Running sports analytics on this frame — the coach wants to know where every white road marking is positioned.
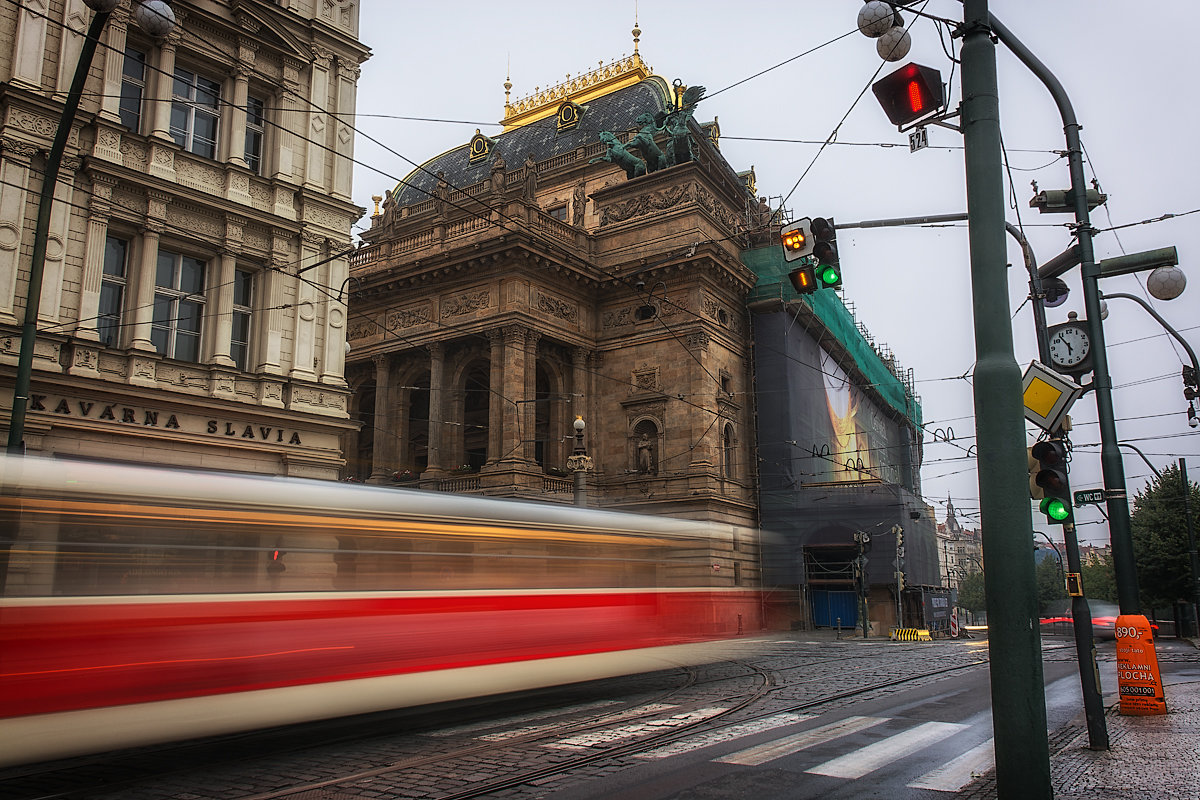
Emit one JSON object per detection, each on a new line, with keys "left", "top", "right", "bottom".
{"left": 714, "top": 715, "right": 888, "bottom": 766}
{"left": 547, "top": 707, "right": 727, "bottom": 750}
{"left": 907, "top": 738, "right": 995, "bottom": 791}
{"left": 634, "top": 713, "right": 815, "bottom": 759}
{"left": 427, "top": 699, "right": 622, "bottom": 737}
{"left": 806, "top": 720, "right": 968, "bottom": 779}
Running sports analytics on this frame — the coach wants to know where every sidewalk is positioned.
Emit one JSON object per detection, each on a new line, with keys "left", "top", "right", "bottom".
{"left": 1047, "top": 687, "right": 1200, "bottom": 800}
{"left": 800, "top": 627, "right": 1200, "bottom": 797}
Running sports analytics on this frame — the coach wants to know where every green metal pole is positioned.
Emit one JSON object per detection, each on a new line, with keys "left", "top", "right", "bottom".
{"left": 960, "top": 2, "right": 1051, "bottom": 796}
{"left": 987, "top": 13, "right": 1141, "bottom": 615}
{"left": 7, "top": 10, "right": 111, "bottom": 452}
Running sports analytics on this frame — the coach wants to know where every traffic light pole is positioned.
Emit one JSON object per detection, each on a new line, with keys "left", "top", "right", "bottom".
{"left": 986, "top": 10, "right": 1141, "bottom": 617}
{"left": 959, "top": 3, "right": 1051, "bottom": 795}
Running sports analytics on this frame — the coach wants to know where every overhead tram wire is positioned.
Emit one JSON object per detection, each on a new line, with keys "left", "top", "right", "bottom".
{"left": 24, "top": 3, "right": 938, "bottom": 479}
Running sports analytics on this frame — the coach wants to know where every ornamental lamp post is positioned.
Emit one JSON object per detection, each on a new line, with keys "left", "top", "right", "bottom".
{"left": 566, "top": 416, "right": 593, "bottom": 507}
{"left": 6, "top": 0, "right": 176, "bottom": 453}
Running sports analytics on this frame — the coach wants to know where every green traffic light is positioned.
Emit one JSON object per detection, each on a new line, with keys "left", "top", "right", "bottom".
{"left": 818, "top": 265, "right": 841, "bottom": 286}
{"left": 1040, "top": 496, "right": 1071, "bottom": 521}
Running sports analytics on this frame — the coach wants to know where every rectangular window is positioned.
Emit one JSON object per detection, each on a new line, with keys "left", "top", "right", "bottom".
{"left": 170, "top": 67, "right": 221, "bottom": 159}
{"left": 231, "top": 268, "right": 254, "bottom": 371}
{"left": 151, "top": 250, "right": 206, "bottom": 362}
{"left": 549, "top": 205, "right": 567, "bottom": 222}
{"left": 98, "top": 236, "right": 128, "bottom": 347}
{"left": 244, "top": 96, "right": 265, "bottom": 174}
{"left": 119, "top": 47, "right": 146, "bottom": 131}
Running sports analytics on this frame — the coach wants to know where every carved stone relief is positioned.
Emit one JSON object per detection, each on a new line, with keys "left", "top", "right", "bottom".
{"left": 441, "top": 290, "right": 489, "bottom": 318}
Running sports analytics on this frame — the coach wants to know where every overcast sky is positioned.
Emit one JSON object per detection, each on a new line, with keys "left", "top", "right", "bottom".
{"left": 349, "top": 2, "right": 1200, "bottom": 546}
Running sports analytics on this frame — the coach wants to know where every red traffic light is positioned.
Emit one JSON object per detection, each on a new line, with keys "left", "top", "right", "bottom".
{"left": 872, "top": 62, "right": 945, "bottom": 129}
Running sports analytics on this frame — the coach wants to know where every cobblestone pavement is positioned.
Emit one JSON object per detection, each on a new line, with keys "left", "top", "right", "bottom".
{"left": 3, "top": 633, "right": 1196, "bottom": 799}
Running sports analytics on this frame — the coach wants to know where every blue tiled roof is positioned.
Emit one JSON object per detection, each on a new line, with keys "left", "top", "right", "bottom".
{"left": 392, "top": 77, "right": 673, "bottom": 206}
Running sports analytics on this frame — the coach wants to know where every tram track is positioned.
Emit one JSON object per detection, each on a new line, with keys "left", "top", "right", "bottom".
{"left": 4, "top": 640, "right": 1046, "bottom": 800}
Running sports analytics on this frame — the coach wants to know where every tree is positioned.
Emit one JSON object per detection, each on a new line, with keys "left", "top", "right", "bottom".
{"left": 1130, "top": 463, "right": 1200, "bottom": 611}
{"left": 958, "top": 570, "right": 987, "bottom": 615}
{"left": 1035, "top": 551, "right": 1066, "bottom": 614}
{"left": 1080, "top": 549, "right": 1117, "bottom": 602}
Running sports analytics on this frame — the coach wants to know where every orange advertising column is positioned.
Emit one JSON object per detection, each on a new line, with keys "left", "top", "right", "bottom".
{"left": 1115, "top": 614, "right": 1166, "bottom": 715}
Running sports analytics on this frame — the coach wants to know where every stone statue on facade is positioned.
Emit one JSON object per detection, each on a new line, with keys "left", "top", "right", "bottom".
{"left": 432, "top": 171, "right": 449, "bottom": 217}
{"left": 637, "top": 433, "right": 655, "bottom": 474}
{"left": 490, "top": 151, "right": 507, "bottom": 195}
{"left": 572, "top": 182, "right": 587, "bottom": 226}
{"left": 590, "top": 131, "right": 646, "bottom": 179}
{"left": 523, "top": 154, "right": 538, "bottom": 201}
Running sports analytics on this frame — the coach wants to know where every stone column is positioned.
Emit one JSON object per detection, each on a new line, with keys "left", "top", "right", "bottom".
{"left": 486, "top": 328, "right": 504, "bottom": 465}
{"left": 426, "top": 342, "right": 446, "bottom": 474}
{"left": 208, "top": 249, "right": 236, "bottom": 366}
{"left": 320, "top": 240, "right": 349, "bottom": 386}
{"left": 11, "top": 0, "right": 50, "bottom": 89}
{"left": 687, "top": 331, "right": 715, "bottom": 469}
{"left": 304, "top": 46, "right": 333, "bottom": 191}
{"left": 129, "top": 225, "right": 161, "bottom": 351}
{"left": 76, "top": 174, "right": 117, "bottom": 341}
{"left": 523, "top": 330, "right": 541, "bottom": 463}
{"left": 333, "top": 58, "right": 359, "bottom": 200}
{"left": 149, "top": 36, "right": 178, "bottom": 141}
{"left": 289, "top": 231, "right": 322, "bottom": 381}
{"left": 500, "top": 326, "right": 526, "bottom": 464}
{"left": 367, "top": 354, "right": 391, "bottom": 483}
{"left": 225, "top": 64, "right": 250, "bottom": 168}
{"left": 96, "top": 4, "right": 129, "bottom": 124}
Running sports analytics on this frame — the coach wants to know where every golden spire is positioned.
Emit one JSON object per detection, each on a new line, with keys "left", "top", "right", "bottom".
{"left": 632, "top": 3, "right": 641, "bottom": 54}
{"left": 504, "top": 55, "right": 512, "bottom": 108}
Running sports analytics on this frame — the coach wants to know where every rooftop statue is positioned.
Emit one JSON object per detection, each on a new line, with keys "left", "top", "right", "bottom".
{"left": 662, "top": 83, "right": 706, "bottom": 167}
{"left": 590, "top": 131, "right": 647, "bottom": 179}
{"left": 629, "top": 113, "right": 667, "bottom": 173}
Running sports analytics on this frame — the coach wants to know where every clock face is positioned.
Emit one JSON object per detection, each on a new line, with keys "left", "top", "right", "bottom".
{"left": 1048, "top": 324, "right": 1091, "bottom": 368}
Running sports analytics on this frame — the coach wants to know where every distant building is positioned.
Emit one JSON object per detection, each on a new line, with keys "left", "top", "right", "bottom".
{"left": 0, "top": 1, "right": 368, "bottom": 477}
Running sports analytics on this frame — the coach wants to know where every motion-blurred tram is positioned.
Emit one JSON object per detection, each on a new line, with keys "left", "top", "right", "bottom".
{"left": 0, "top": 455, "right": 762, "bottom": 766}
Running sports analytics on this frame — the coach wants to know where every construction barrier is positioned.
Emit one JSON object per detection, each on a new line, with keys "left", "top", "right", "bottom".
{"left": 891, "top": 628, "right": 933, "bottom": 642}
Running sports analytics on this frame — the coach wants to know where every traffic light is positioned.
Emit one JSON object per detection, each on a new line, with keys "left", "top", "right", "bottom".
{"left": 268, "top": 548, "right": 286, "bottom": 574}
{"left": 1027, "top": 447, "right": 1044, "bottom": 500}
{"left": 780, "top": 217, "right": 813, "bottom": 262}
{"left": 1031, "top": 439, "right": 1073, "bottom": 523}
{"left": 871, "top": 62, "right": 946, "bottom": 129}
{"left": 810, "top": 217, "right": 841, "bottom": 289}
{"left": 788, "top": 264, "right": 818, "bottom": 295}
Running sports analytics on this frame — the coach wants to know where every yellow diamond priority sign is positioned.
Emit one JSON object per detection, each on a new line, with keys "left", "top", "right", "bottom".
{"left": 1022, "top": 361, "right": 1081, "bottom": 432}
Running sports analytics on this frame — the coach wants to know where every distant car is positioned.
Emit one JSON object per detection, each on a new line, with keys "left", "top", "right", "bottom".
{"left": 1039, "top": 600, "right": 1156, "bottom": 640}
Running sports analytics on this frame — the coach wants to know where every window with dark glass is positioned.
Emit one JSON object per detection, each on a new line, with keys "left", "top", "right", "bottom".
{"left": 170, "top": 67, "right": 221, "bottom": 159}
{"left": 231, "top": 268, "right": 254, "bottom": 370}
{"left": 151, "top": 250, "right": 206, "bottom": 362}
{"left": 548, "top": 205, "right": 567, "bottom": 222}
{"left": 119, "top": 47, "right": 147, "bottom": 131}
{"left": 99, "top": 236, "right": 128, "bottom": 347}
{"left": 244, "top": 96, "right": 265, "bottom": 173}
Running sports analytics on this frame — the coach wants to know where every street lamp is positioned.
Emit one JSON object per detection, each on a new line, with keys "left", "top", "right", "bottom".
{"left": 566, "top": 416, "right": 593, "bottom": 507}
{"left": 6, "top": 1, "right": 176, "bottom": 453}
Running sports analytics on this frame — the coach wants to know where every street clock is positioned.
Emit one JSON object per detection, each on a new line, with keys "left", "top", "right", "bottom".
{"left": 1046, "top": 318, "right": 1093, "bottom": 376}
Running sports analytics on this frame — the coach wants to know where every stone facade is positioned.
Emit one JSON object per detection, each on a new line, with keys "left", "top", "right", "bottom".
{"left": 0, "top": 1, "right": 368, "bottom": 476}
{"left": 348, "top": 59, "right": 760, "bottom": 526}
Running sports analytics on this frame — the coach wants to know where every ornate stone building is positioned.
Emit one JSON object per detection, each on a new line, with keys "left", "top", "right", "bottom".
{"left": 348, "top": 40, "right": 760, "bottom": 525}
{"left": 0, "top": 1, "right": 368, "bottom": 477}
